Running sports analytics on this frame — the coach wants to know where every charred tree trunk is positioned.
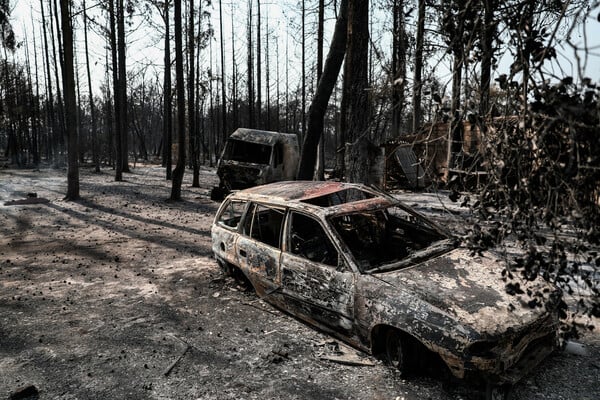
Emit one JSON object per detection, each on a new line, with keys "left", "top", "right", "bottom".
{"left": 391, "top": 0, "right": 407, "bottom": 138}
{"left": 275, "top": 29, "right": 280, "bottom": 132}
{"left": 265, "top": 8, "right": 270, "bottom": 130}
{"left": 31, "top": 20, "right": 42, "bottom": 165}
{"left": 300, "top": 0, "right": 306, "bottom": 140}
{"left": 477, "top": 0, "right": 495, "bottom": 155}
{"left": 479, "top": 0, "right": 493, "bottom": 119}
{"left": 59, "top": 0, "right": 79, "bottom": 200}
{"left": 104, "top": 48, "right": 113, "bottom": 167}
{"left": 230, "top": 2, "right": 238, "bottom": 130}
{"left": 447, "top": 51, "right": 463, "bottom": 173}
{"left": 297, "top": 0, "right": 348, "bottom": 180}
{"left": 196, "top": 0, "right": 204, "bottom": 164}
{"left": 246, "top": 0, "right": 254, "bottom": 128}
{"left": 315, "top": 0, "right": 325, "bottom": 180}
{"left": 109, "top": 0, "right": 122, "bottom": 181}
{"left": 75, "top": 54, "right": 84, "bottom": 165}
{"left": 189, "top": 0, "right": 199, "bottom": 187}
{"left": 83, "top": 0, "right": 99, "bottom": 172}
{"left": 163, "top": 0, "right": 172, "bottom": 179}
{"left": 49, "top": 0, "right": 66, "bottom": 159}
{"left": 219, "top": 0, "right": 227, "bottom": 146}
{"left": 117, "top": 0, "right": 129, "bottom": 172}
{"left": 343, "top": 0, "right": 370, "bottom": 184}
{"left": 170, "top": 0, "right": 186, "bottom": 200}
{"left": 285, "top": 31, "right": 289, "bottom": 132}
{"left": 411, "top": 0, "right": 425, "bottom": 133}
{"left": 256, "top": 0, "right": 261, "bottom": 128}
{"left": 40, "top": 0, "right": 56, "bottom": 162}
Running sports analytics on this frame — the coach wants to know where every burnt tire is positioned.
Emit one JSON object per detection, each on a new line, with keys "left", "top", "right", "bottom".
{"left": 385, "top": 329, "right": 409, "bottom": 374}
{"left": 218, "top": 261, "right": 253, "bottom": 292}
{"left": 485, "top": 383, "right": 512, "bottom": 400}
{"left": 210, "top": 186, "right": 226, "bottom": 202}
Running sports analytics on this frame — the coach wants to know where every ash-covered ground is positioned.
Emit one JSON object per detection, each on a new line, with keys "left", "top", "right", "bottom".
{"left": 1, "top": 165, "right": 598, "bottom": 399}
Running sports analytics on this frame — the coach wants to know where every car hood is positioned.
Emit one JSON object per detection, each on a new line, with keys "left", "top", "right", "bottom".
{"left": 378, "top": 248, "right": 557, "bottom": 336}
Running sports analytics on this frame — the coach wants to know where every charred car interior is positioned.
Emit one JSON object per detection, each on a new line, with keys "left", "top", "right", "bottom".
{"left": 223, "top": 138, "right": 274, "bottom": 166}
{"left": 330, "top": 206, "right": 450, "bottom": 272}
{"left": 210, "top": 181, "right": 561, "bottom": 399}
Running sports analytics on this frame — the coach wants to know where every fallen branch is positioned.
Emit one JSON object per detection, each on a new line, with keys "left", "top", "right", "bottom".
{"left": 241, "top": 300, "right": 282, "bottom": 317}
{"left": 163, "top": 344, "right": 189, "bottom": 376}
{"left": 319, "top": 354, "right": 376, "bottom": 367}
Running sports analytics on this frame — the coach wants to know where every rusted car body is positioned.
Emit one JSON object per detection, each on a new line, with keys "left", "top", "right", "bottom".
{"left": 210, "top": 181, "right": 560, "bottom": 390}
{"left": 211, "top": 128, "right": 300, "bottom": 200}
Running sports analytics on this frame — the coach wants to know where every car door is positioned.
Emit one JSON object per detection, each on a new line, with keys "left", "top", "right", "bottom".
{"left": 235, "top": 202, "right": 284, "bottom": 297}
{"left": 279, "top": 211, "right": 355, "bottom": 333}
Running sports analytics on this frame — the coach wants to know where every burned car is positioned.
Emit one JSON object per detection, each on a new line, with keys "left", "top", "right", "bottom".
{"left": 210, "top": 128, "right": 300, "bottom": 201}
{"left": 211, "top": 181, "right": 560, "bottom": 395}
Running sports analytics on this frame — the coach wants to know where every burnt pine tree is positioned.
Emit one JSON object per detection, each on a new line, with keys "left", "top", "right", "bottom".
{"left": 256, "top": 0, "right": 261, "bottom": 127}
{"left": 40, "top": 0, "right": 57, "bottom": 161}
{"left": 59, "top": 0, "right": 79, "bottom": 200}
{"left": 246, "top": 0, "right": 254, "bottom": 128}
{"left": 117, "top": 0, "right": 129, "bottom": 173}
{"left": 83, "top": 0, "right": 99, "bottom": 172}
{"left": 315, "top": 0, "right": 325, "bottom": 180}
{"left": 343, "top": 0, "right": 370, "bottom": 184}
{"left": 169, "top": 0, "right": 185, "bottom": 201}
{"left": 219, "top": 0, "right": 227, "bottom": 142}
{"left": 50, "top": 0, "right": 66, "bottom": 157}
{"left": 297, "top": 0, "right": 349, "bottom": 180}
{"left": 189, "top": 0, "right": 199, "bottom": 187}
{"left": 159, "top": 0, "right": 173, "bottom": 180}
{"left": 411, "top": 0, "right": 425, "bottom": 133}
{"left": 109, "top": 0, "right": 122, "bottom": 181}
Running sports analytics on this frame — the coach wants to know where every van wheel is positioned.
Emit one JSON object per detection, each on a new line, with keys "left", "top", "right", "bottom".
{"left": 210, "top": 186, "right": 226, "bottom": 201}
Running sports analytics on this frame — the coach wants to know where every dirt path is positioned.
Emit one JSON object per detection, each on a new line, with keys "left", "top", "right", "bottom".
{"left": 1, "top": 165, "right": 598, "bottom": 399}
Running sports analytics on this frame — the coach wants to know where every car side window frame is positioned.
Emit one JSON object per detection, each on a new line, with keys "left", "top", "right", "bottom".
{"left": 284, "top": 211, "right": 343, "bottom": 269}
{"left": 216, "top": 199, "right": 249, "bottom": 231}
{"left": 242, "top": 202, "right": 285, "bottom": 249}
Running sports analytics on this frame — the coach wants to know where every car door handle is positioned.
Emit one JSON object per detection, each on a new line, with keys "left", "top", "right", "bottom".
{"left": 239, "top": 249, "right": 247, "bottom": 258}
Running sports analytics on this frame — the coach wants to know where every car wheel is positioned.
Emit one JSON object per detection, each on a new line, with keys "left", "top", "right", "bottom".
{"left": 233, "top": 270, "right": 252, "bottom": 291}
{"left": 385, "top": 329, "right": 409, "bottom": 373}
{"left": 485, "top": 383, "right": 512, "bottom": 400}
{"left": 218, "top": 261, "right": 253, "bottom": 292}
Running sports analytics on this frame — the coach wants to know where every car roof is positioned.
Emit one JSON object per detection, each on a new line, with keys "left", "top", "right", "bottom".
{"left": 228, "top": 181, "right": 397, "bottom": 215}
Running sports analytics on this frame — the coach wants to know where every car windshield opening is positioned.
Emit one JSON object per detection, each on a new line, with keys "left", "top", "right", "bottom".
{"left": 330, "top": 206, "right": 450, "bottom": 273}
{"left": 224, "top": 139, "right": 273, "bottom": 165}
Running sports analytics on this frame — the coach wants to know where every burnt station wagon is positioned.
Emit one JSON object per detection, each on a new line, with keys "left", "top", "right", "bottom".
{"left": 211, "top": 181, "right": 560, "bottom": 396}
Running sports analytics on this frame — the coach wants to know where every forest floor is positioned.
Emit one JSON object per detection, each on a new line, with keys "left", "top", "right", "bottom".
{"left": 0, "top": 163, "right": 598, "bottom": 400}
